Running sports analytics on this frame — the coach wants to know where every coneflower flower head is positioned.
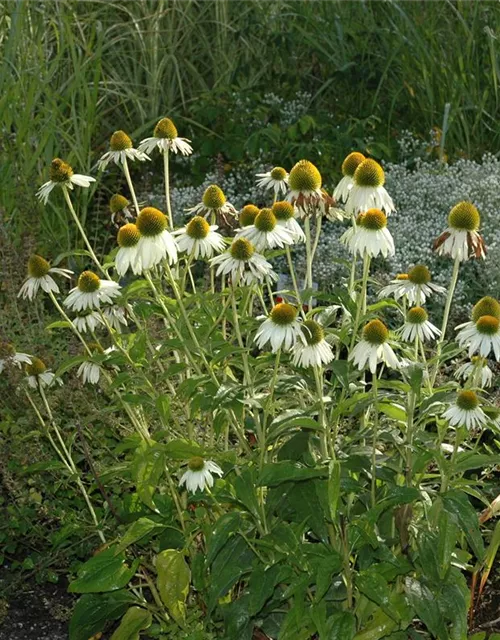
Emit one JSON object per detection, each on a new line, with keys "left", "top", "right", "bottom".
{"left": 239, "top": 204, "right": 260, "bottom": 227}
{"left": 434, "top": 201, "right": 486, "bottom": 261}
{"left": 333, "top": 152, "right": 366, "bottom": 203}
{"left": 346, "top": 158, "right": 395, "bottom": 215}
{"left": 37, "top": 158, "right": 95, "bottom": 204}
{"left": 472, "top": 296, "right": 500, "bottom": 322}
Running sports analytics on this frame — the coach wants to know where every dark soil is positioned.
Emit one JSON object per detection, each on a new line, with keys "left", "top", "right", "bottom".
{"left": 0, "top": 580, "right": 74, "bottom": 640}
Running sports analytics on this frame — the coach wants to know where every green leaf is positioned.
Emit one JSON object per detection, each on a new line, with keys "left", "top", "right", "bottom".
{"left": 442, "top": 490, "right": 485, "bottom": 561}
{"left": 110, "top": 606, "right": 152, "bottom": 640}
{"left": 208, "top": 536, "right": 254, "bottom": 612}
{"left": 248, "top": 564, "right": 282, "bottom": 616}
{"left": 164, "top": 439, "right": 204, "bottom": 460}
{"left": 69, "top": 591, "right": 135, "bottom": 640}
{"left": 155, "top": 394, "right": 171, "bottom": 424}
{"left": 258, "top": 461, "right": 328, "bottom": 487}
{"left": 115, "top": 518, "right": 166, "bottom": 554}
{"left": 326, "top": 610, "right": 356, "bottom": 640}
{"left": 130, "top": 442, "right": 165, "bottom": 510}
{"left": 356, "top": 571, "right": 400, "bottom": 621}
{"left": 328, "top": 460, "right": 341, "bottom": 523}
{"left": 378, "top": 402, "right": 406, "bottom": 422}
{"left": 406, "top": 578, "right": 449, "bottom": 640}
{"left": 437, "top": 509, "right": 459, "bottom": 580}
{"left": 45, "top": 320, "right": 71, "bottom": 330}
{"left": 454, "top": 453, "right": 500, "bottom": 473}
{"left": 156, "top": 549, "right": 190, "bottom": 625}
{"left": 439, "top": 584, "right": 467, "bottom": 640}
{"left": 69, "top": 548, "right": 139, "bottom": 593}
{"left": 233, "top": 468, "right": 261, "bottom": 521}
{"left": 206, "top": 512, "right": 242, "bottom": 565}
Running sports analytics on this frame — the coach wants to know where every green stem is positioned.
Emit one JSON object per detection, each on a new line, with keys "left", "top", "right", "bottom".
{"left": 163, "top": 149, "right": 174, "bottom": 229}
{"left": 350, "top": 253, "right": 371, "bottom": 349}
{"left": 122, "top": 156, "right": 140, "bottom": 216}
{"left": 62, "top": 187, "right": 105, "bottom": 276}
{"left": 314, "top": 366, "right": 329, "bottom": 459}
{"left": 37, "top": 386, "right": 106, "bottom": 543}
{"left": 303, "top": 216, "right": 314, "bottom": 308}
{"left": 285, "top": 245, "right": 305, "bottom": 317}
{"left": 371, "top": 370, "right": 379, "bottom": 507}
{"left": 432, "top": 254, "right": 461, "bottom": 385}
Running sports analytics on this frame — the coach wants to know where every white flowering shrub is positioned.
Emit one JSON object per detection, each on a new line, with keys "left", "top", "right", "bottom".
{"left": 5, "top": 120, "right": 500, "bottom": 639}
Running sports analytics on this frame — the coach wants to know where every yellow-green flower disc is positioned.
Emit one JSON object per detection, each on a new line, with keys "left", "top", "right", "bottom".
{"left": 87, "top": 342, "right": 104, "bottom": 355}
{"left": 78, "top": 271, "right": 101, "bottom": 293}
{"left": 354, "top": 158, "right": 385, "bottom": 188}
{"left": 117, "top": 223, "right": 140, "bottom": 248}
{"left": 448, "top": 201, "right": 480, "bottom": 232}
{"left": 28, "top": 255, "right": 50, "bottom": 278}
{"left": 472, "top": 296, "right": 500, "bottom": 322}
{"left": 272, "top": 201, "right": 294, "bottom": 221}
{"left": 239, "top": 204, "right": 260, "bottom": 227}
{"left": 110, "top": 130, "right": 133, "bottom": 151}
{"left": 396, "top": 273, "right": 409, "bottom": 281}
{"left": 26, "top": 356, "right": 47, "bottom": 376}
{"left": 270, "top": 166, "right": 287, "bottom": 181}
{"left": 407, "top": 306, "right": 428, "bottom": 324}
{"left": 456, "top": 390, "right": 479, "bottom": 410}
{"left": 110, "top": 194, "right": 130, "bottom": 213}
{"left": 358, "top": 208, "right": 387, "bottom": 230}
{"left": 202, "top": 185, "right": 226, "bottom": 209}
{"left": 49, "top": 158, "right": 73, "bottom": 183}
{"left": 342, "top": 152, "right": 366, "bottom": 177}
{"left": 270, "top": 302, "right": 297, "bottom": 326}
{"left": 408, "top": 264, "right": 431, "bottom": 285}
{"left": 188, "top": 456, "right": 205, "bottom": 471}
{"left": 255, "top": 208, "right": 277, "bottom": 232}
{"left": 186, "top": 216, "right": 210, "bottom": 239}
{"left": 301, "top": 320, "right": 324, "bottom": 345}
{"left": 230, "top": 238, "right": 254, "bottom": 261}
{"left": 154, "top": 117, "right": 178, "bottom": 140}
{"left": 363, "top": 319, "right": 389, "bottom": 345}
{"left": 476, "top": 315, "right": 499, "bottom": 335}
{"left": 288, "top": 160, "right": 322, "bottom": 192}
{"left": 136, "top": 207, "right": 167, "bottom": 237}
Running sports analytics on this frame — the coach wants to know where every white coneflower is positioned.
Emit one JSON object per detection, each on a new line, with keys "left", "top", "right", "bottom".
{"left": 77, "top": 343, "right": 105, "bottom": 385}
{"left": 349, "top": 319, "right": 399, "bottom": 373}
{"left": 238, "top": 204, "right": 260, "bottom": 228}
{"left": 255, "top": 166, "right": 289, "bottom": 197}
{"left": 398, "top": 307, "right": 441, "bottom": 343}
{"left": 378, "top": 265, "right": 446, "bottom": 305}
{"left": 333, "top": 152, "right": 366, "bottom": 203}
{"left": 272, "top": 201, "right": 305, "bottom": 242}
{"left": 341, "top": 209, "right": 395, "bottom": 258}
{"left": 442, "top": 390, "right": 487, "bottom": 430}
{"left": 98, "top": 130, "right": 150, "bottom": 170}
{"left": 186, "top": 185, "right": 237, "bottom": 223}
{"left": 25, "top": 357, "right": 61, "bottom": 389}
{"left": 0, "top": 343, "right": 32, "bottom": 374}
{"left": 287, "top": 159, "right": 333, "bottom": 218}
{"left": 135, "top": 207, "right": 178, "bottom": 270}
{"left": 73, "top": 310, "right": 103, "bottom": 333}
{"left": 138, "top": 117, "right": 193, "bottom": 156}
{"left": 102, "top": 306, "right": 128, "bottom": 332}
{"left": 237, "top": 207, "right": 295, "bottom": 251}
{"left": 210, "top": 237, "right": 277, "bottom": 285}
{"left": 173, "top": 216, "right": 225, "bottom": 259}
{"left": 434, "top": 201, "right": 486, "bottom": 261}
{"left": 64, "top": 271, "right": 121, "bottom": 312}
{"left": 115, "top": 223, "right": 142, "bottom": 276}
{"left": 455, "top": 357, "right": 493, "bottom": 388}
{"left": 77, "top": 361, "right": 101, "bottom": 385}
{"left": 37, "top": 158, "right": 95, "bottom": 205}
{"left": 456, "top": 315, "right": 500, "bottom": 361}
{"left": 109, "top": 194, "right": 134, "bottom": 227}
{"left": 179, "top": 457, "right": 223, "bottom": 494}
{"left": 291, "top": 320, "right": 334, "bottom": 368}
{"left": 345, "top": 158, "right": 395, "bottom": 215}
{"left": 254, "top": 303, "right": 303, "bottom": 353}
{"left": 18, "top": 255, "right": 73, "bottom": 301}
